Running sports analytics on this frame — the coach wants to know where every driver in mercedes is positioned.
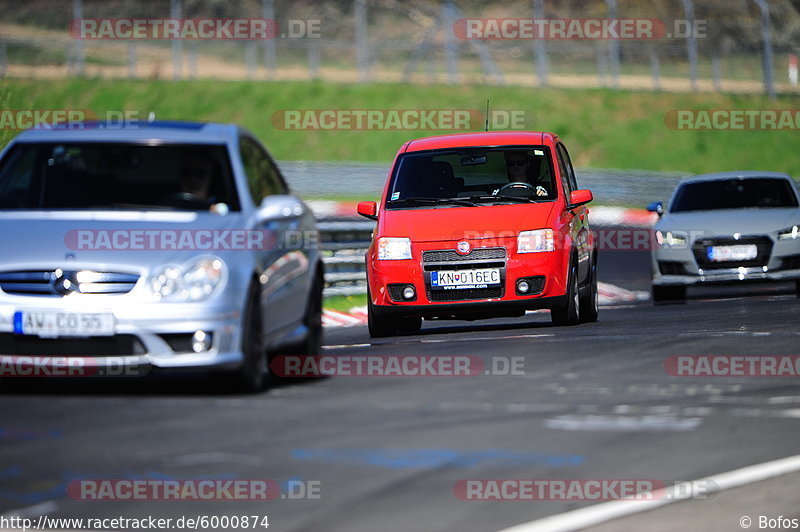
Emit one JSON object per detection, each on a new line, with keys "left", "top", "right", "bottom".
{"left": 178, "top": 151, "right": 228, "bottom": 214}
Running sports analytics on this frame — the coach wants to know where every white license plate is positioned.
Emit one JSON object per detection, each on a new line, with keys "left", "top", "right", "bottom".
{"left": 707, "top": 244, "right": 758, "bottom": 262}
{"left": 13, "top": 311, "right": 115, "bottom": 338}
{"left": 431, "top": 268, "right": 501, "bottom": 289}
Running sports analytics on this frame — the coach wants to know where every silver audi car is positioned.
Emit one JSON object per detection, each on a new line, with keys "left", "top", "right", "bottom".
{"left": 0, "top": 121, "right": 323, "bottom": 391}
{"left": 648, "top": 171, "right": 800, "bottom": 302}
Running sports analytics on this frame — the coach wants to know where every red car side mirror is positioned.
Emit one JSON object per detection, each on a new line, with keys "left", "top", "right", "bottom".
{"left": 357, "top": 201, "right": 378, "bottom": 220}
{"left": 568, "top": 189, "right": 593, "bottom": 209}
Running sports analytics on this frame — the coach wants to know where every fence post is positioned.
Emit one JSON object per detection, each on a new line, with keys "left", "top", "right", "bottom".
{"left": 0, "top": 40, "right": 6, "bottom": 79}
{"left": 752, "top": 0, "right": 776, "bottom": 99}
{"left": 189, "top": 43, "right": 199, "bottom": 79}
{"left": 355, "top": 0, "right": 368, "bottom": 82}
{"left": 308, "top": 42, "right": 320, "bottom": 79}
{"left": 681, "top": 0, "right": 698, "bottom": 92}
{"left": 72, "top": 0, "right": 85, "bottom": 77}
{"left": 606, "top": 0, "right": 620, "bottom": 89}
{"left": 597, "top": 48, "right": 608, "bottom": 86}
{"left": 650, "top": 47, "right": 660, "bottom": 90}
{"left": 246, "top": 42, "right": 256, "bottom": 80}
{"left": 127, "top": 43, "right": 136, "bottom": 79}
{"left": 533, "top": 0, "right": 548, "bottom": 86}
{"left": 170, "top": 0, "right": 183, "bottom": 81}
{"left": 262, "top": 0, "right": 276, "bottom": 75}
{"left": 711, "top": 53, "right": 721, "bottom": 91}
{"left": 443, "top": 0, "right": 458, "bottom": 83}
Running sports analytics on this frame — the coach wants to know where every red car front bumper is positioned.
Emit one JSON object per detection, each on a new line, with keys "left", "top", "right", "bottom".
{"left": 366, "top": 237, "right": 571, "bottom": 319}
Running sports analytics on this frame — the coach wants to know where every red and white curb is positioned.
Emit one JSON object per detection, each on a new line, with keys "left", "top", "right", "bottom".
{"left": 307, "top": 200, "right": 362, "bottom": 219}
{"left": 323, "top": 283, "right": 648, "bottom": 328}
{"left": 308, "top": 201, "right": 657, "bottom": 228}
{"left": 322, "top": 307, "right": 368, "bottom": 328}
{"left": 598, "top": 281, "right": 650, "bottom": 304}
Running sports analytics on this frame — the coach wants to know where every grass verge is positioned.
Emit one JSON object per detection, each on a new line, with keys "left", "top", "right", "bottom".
{"left": 3, "top": 78, "right": 800, "bottom": 174}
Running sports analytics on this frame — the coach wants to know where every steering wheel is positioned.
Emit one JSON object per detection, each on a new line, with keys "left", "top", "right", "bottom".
{"left": 496, "top": 182, "right": 536, "bottom": 197}
{"left": 159, "top": 192, "right": 212, "bottom": 210}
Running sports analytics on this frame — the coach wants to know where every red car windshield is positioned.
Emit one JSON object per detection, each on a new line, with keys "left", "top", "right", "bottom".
{"left": 386, "top": 147, "right": 557, "bottom": 208}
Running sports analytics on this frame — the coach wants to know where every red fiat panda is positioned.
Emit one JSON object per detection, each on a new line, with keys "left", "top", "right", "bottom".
{"left": 357, "top": 131, "right": 597, "bottom": 337}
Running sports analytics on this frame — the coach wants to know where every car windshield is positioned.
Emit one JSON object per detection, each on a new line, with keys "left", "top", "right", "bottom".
{"left": 670, "top": 178, "right": 798, "bottom": 213}
{"left": 0, "top": 142, "right": 240, "bottom": 211}
{"left": 385, "top": 146, "right": 556, "bottom": 209}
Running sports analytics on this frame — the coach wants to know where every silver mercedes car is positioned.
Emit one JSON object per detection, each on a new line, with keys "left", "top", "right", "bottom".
{"left": 0, "top": 121, "right": 323, "bottom": 391}
{"left": 648, "top": 171, "right": 800, "bottom": 302}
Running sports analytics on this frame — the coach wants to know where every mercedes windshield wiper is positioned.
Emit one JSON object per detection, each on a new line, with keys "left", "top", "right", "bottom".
{"left": 388, "top": 197, "right": 480, "bottom": 207}
{"left": 469, "top": 195, "right": 539, "bottom": 204}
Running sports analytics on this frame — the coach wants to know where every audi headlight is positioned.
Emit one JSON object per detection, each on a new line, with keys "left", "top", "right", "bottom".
{"left": 655, "top": 230, "right": 687, "bottom": 247}
{"left": 778, "top": 225, "right": 800, "bottom": 240}
{"left": 378, "top": 237, "right": 412, "bottom": 260}
{"left": 518, "top": 229, "right": 554, "bottom": 253}
{"left": 149, "top": 257, "right": 227, "bottom": 301}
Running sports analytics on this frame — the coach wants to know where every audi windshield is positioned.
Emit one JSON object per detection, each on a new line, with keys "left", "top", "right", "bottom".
{"left": 670, "top": 178, "right": 799, "bottom": 212}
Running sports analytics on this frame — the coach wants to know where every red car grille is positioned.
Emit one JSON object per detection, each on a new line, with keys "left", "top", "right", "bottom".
{"left": 423, "top": 247, "right": 507, "bottom": 302}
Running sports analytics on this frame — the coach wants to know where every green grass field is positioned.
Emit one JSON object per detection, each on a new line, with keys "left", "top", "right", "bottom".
{"left": 324, "top": 294, "right": 368, "bottom": 312}
{"left": 3, "top": 78, "right": 800, "bottom": 175}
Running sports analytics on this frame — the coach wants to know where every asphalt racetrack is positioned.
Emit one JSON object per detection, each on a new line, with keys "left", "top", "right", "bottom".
{"left": 1, "top": 246, "right": 799, "bottom": 532}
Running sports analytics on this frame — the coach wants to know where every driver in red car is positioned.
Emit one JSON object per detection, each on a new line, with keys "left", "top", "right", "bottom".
{"left": 499, "top": 151, "right": 549, "bottom": 197}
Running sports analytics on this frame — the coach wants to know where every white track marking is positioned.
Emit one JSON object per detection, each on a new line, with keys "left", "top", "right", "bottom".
{"left": 0, "top": 500, "right": 58, "bottom": 520}
{"left": 323, "top": 282, "right": 647, "bottom": 328}
{"left": 496, "top": 454, "right": 800, "bottom": 532}
{"left": 544, "top": 413, "right": 702, "bottom": 432}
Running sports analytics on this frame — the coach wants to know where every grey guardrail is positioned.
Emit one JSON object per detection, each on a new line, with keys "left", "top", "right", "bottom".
{"left": 317, "top": 219, "right": 374, "bottom": 297}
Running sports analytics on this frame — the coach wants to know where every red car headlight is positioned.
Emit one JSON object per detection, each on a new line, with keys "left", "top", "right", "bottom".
{"left": 517, "top": 229, "right": 554, "bottom": 253}
{"left": 378, "top": 237, "right": 412, "bottom": 260}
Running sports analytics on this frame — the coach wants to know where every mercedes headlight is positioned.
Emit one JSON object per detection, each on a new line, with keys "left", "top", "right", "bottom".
{"left": 778, "top": 225, "right": 800, "bottom": 240}
{"left": 378, "top": 237, "right": 412, "bottom": 260}
{"left": 518, "top": 229, "right": 555, "bottom": 253}
{"left": 149, "top": 256, "right": 227, "bottom": 301}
